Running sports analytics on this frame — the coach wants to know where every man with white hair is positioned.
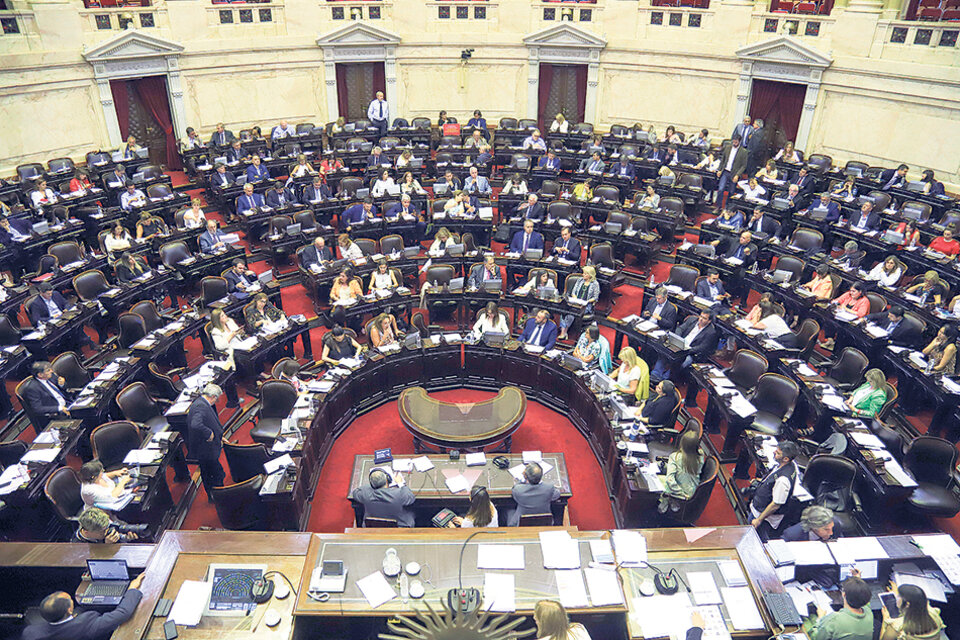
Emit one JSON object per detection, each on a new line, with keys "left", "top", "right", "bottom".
{"left": 188, "top": 384, "right": 227, "bottom": 498}
{"left": 351, "top": 468, "right": 416, "bottom": 527}
{"left": 272, "top": 119, "right": 296, "bottom": 140}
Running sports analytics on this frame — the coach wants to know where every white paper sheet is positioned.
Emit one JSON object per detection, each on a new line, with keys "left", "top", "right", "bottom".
{"left": 356, "top": 571, "right": 397, "bottom": 608}
{"left": 412, "top": 456, "right": 434, "bottom": 472}
{"left": 584, "top": 567, "right": 624, "bottom": 606}
{"left": 687, "top": 571, "right": 723, "bottom": 605}
{"left": 718, "top": 560, "right": 748, "bottom": 587}
{"left": 721, "top": 587, "right": 764, "bottom": 630}
{"left": 477, "top": 544, "right": 525, "bottom": 570}
{"left": 168, "top": 580, "right": 212, "bottom": 626}
{"left": 787, "top": 540, "right": 836, "bottom": 565}
{"left": 612, "top": 530, "right": 647, "bottom": 565}
{"left": 465, "top": 452, "right": 486, "bottom": 466}
{"left": 392, "top": 458, "right": 413, "bottom": 472}
{"left": 522, "top": 450, "right": 542, "bottom": 463}
{"left": 539, "top": 531, "right": 581, "bottom": 569}
{"left": 555, "top": 569, "right": 589, "bottom": 608}
{"left": 913, "top": 534, "right": 960, "bottom": 557}
{"left": 590, "top": 539, "right": 615, "bottom": 564}
{"left": 629, "top": 593, "right": 692, "bottom": 639}
{"left": 21, "top": 448, "right": 61, "bottom": 464}
{"left": 445, "top": 474, "right": 470, "bottom": 494}
{"left": 482, "top": 573, "right": 516, "bottom": 612}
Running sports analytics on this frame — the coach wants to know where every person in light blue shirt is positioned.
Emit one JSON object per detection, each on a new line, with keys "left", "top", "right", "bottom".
{"left": 367, "top": 91, "right": 389, "bottom": 137}
{"left": 119, "top": 181, "right": 145, "bottom": 211}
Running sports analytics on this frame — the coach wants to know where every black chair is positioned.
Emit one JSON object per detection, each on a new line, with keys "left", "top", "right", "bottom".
{"left": 518, "top": 513, "right": 554, "bottom": 526}
{"left": 146, "top": 184, "right": 172, "bottom": 199}
{"left": 589, "top": 243, "right": 617, "bottom": 269}
{"left": 159, "top": 241, "right": 192, "bottom": 268}
{"left": 354, "top": 238, "right": 378, "bottom": 256}
{"left": 211, "top": 475, "right": 269, "bottom": 530}
{"left": 540, "top": 180, "right": 561, "bottom": 199}
{"left": 15, "top": 378, "right": 61, "bottom": 433}
{"left": 821, "top": 347, "right": 868, "bottom": 391}
{"left": 878, "top": 383, "right": 898, "bottom": 421}
{"left": 411, "top": 312, "right": 433, "bottom": 339}
{"left": 867, "top": 190, "right": 891, "bottom": 212}
{"left": 50, "top": 352, "right": 92, "bottom": 393}
{"left": 749, "top": 374, "right": 798, "bottom": 436}
{"left": 47, "top": 241, "right": 84, "bottom": 266}
{"left": 72, "top": 270, "right": 110, "bottom": 302}
{"left": 117, "top": 313, "right": 147, "bottom": 350}
{"left": 411, "top": 117, "right": 431, "bottom": 130}
{"left": 802, "top": 454, "right": 860, "bottom": 535}
{"left": 773, "top": 256, "right": 804, "bottom": 283}
{"left": 129, "top": 300, "right": 169, "bottom": 333}
{"left": 665, "top": 264, "right": 699, "bottom": 293}
{"left": 574, "top": 122, "right": 594, "bottom": 134}
{"left": 47, "top": 157, "right": 75, "bottom": 174}
{"left": 666, "top": 456, "right": 719, "bottom": 526}
{"left": 116, "top": 382, "right": 170, "bottom": 433}
{"left": 224, "top": 443, "right": 272, "bottom": 483}
{"left": 251, "top": 380, "right": 298, "bottom": 445}
{"left": 380, "top": 234, "right": 404, "bottom": 256}
{"left": 499, "top": 117, "right": 518, "bottom": 130}
{"left": 365, "top": 517, "right": 399, "bottom": 528}
{"left": 903, "top": 437, "right": 960, "bottom": 519}
{"left": 44, "top": 467, "right": 84, "bottom": 523}
{"left": 147, "top": 362, "right": 185, "bottom": 401}
{"left": 200, "top": 277, "right": 229, "bottom": 308}
{"left": 594, "top": 185, "right": 621, "bottom": 202}
{"left": 271, "top": 358, "right": 301, "bottom": 379}
{"left": 865, "top": 292, "right": 887, "bottom": 316}
{"left": 90, "top": 421, "right": 142, "bottom": 471}
{"left": 724, "top": 350, "right": 768, "bottom": 393}
{"left": 0, "top": 440, "right": 27, "bottom": 467}
{"left": 784, "top": 319, "right": 820, "bottom": 361}
{"left": 788, "top": 228, "right": 823, "bottom": 252}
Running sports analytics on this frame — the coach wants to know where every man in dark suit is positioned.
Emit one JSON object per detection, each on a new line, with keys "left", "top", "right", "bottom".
{"left": 642, "top": 286, "right": 678, "bottom": 330}
{"left": 209, "top": 122, "right": 236, "bottom": 147}
{"left": 880, "top": 164, "right": 909, "bottom": 191}
{"left": 722, "top": 230, "right": 758, "bottom": 269}
{"left": 793, "top": 166, "right": 815, "bottom": 198}
{"left": 746, "top": 208, "right": 778, "bottom": 238}
{"left": 551, "top": 226, "right": 581, "bottom": 262}
{"left": 245, "top": 155, "right": 271, "bottom": 183}
{"left": 436, "top": 169, "right": 461, "bottom": 192}
{"left": 537, "top": 149, "right": 561, "bottom": 172}
{"left": 696, "top": 270, "right": 731, "bottom": 308}
{"left": 846, "top": 201, "right": 880, "bottom": 232}
{"left": 225, "top": 259, "right": 257, "bottom": 293}
{"left": 210, "top": 163, "right": 234, "bottom": 189}
{"left": 864, "top": 305, "right": 920, "bottom": 348}
{"left": 509, "top": 219, "right": 545, "bottom": 254}
{"left": 746, "top": 117, "right": 766, "bottom": 174}
{"left": 578, "top": 152, "right": 604, "bottom": 175}
{"left": 188, "top": 384, "right": 227, "bottom": 497}
{"left": 342, "top": 199, "right": 376, "bottom": 230}
{"left": 265, "top": 182, "right": 299, "bottom": 208}
{"left": 520, "top": 309, "right": 558, "bottom": 350}
{"left": 103, "top": 165, "right": 126, "bottom": 190}
{"left": 225, "top": 140, "right": 246, "bottom": 164}
{"left": 21, "top": 361, "right": 72, "bottom": 429}
{"left": 731, "top": 116, "right": 754, "bottom": 147}
{"left": 609, "top": 159, "right": 636, "bottom": 180}
{"left": 300, "top": 236, "right": 333, "bottom": 270}
{"left": 468, "top": 254, "right": 503, "bottom": 289}
{"left": 352, "top": 468, "right": 416, "bottom": 527}
{"left": 386, "top": 194, "right": 426, "bottom": 239}
{"left": 652, "top": 310, "right": 719, "bottom": 380}
{"left": 22, "top": 575, "right": 144, "bottom": 640}
{"left": 509, "top": 462, "right": 561, "bottom": 526}
{"left": 717, "top": 136, "right": 748, "bottom": 208}
{"left": 27, "top": 282, "right": 68, "bottom": 327}
{"left": 199, "top": 220, "right": 227, "bottom": 253}
{"left": 236, "top": 183, "right": 264, "bottom": 216}
{"left": 514, "top": 194, "right": 545, "bottom": 221}
{"left": 808, "top": 192, "right": 841, "bottom": 223}
{"left": 302, "top": 177, "right": 331, "bottom": 203}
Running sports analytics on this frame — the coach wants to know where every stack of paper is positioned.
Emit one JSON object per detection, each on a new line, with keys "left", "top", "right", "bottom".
{"left": 718, "top": 560, "right": 747, "bottom": 587}
{"left": 554, "top": 569, "right": 589, "bottom": 608}
{"left": 483, "top": 573, "right": 516, "bottom": 612}
{"left": 583, "top": 567, "right": 623, "bottom": 606}
{"left": 721, "top": 587, "right": 764, "bottom": 630}
{"left": 687, "top": 571, "right": 723, "bottom": 605}
{"left": 21, "top": 448, "right": 61, "bottom": 464}
{"left": 786, "top": 540, "right": 836, "bottom": 565}
{"left": 477, "top": 545, "right": 525, "bottom": 570}
{"left": 357, "top": 571, "right": 397, "bottom": 608}
{"left": 539, "top": 530, "right": 581, "bottom": 569}
{"left": 168, "top": 580, "right": 213, "bottom": 626}
{"left": 611, "top": 530, "right": 647, "bottom": 566}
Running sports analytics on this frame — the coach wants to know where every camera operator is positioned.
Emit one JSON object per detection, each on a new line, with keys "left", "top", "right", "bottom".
{"left": 75, "top": 507, "right": 145, "bottom": 544}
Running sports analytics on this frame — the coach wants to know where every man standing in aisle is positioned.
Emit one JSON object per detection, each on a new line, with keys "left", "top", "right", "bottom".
{"left": 188, "top": 384, "right": 227, "bottom": 500}
{"left": 368, "top": 91, "right": 389, "bottom": 139}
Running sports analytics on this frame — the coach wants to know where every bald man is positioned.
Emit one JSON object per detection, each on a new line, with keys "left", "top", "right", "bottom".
{"left": 23, "top": 574, "right": 144, "bottom": 640}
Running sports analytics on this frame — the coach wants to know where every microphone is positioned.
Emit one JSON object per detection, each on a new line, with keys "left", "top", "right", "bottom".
{"left": 448, "top": 529, "right": 504, "bottom": 614}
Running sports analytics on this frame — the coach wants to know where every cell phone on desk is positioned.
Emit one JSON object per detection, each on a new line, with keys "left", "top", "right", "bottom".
{"left": 163, "top": 619, "right": 178, "bottom": 640}
{"left": 879, "top": 592, "right": 899, "bottom": 618}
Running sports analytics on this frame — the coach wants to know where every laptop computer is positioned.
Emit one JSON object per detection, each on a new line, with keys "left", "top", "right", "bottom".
{"left": 483, "top": 331, "right": 507, "bottom": 347}
{"left": 604, "top": 222, "right": 622, "bottom": 235}
{"left": 132, "top": 171, "right": 145, "bottom": 184}
{"left": 635, "top": 131, "right": 650, "bottom": 143}
{"left": 446, "top": 243, "right": 465, "bottom": 256}
{"left": 771, "top": 197, "right": 792, "bottom": 211}
{"left": 905, "top": 181, "right": 925, "bottom": 193}
{"left": 591, "top": 370, "right": 618, "bottom": 393}
{"left": 882, "top": 230, "right": 904, "bottom": 244}
{"left": 901, "top": 206, "right": 923, "bottom": 221}
{"left": 844, "top": 166, "right": 863, "bottom": 177}
{"left": 658, "top": 175, "right": 675, "bottom": 187}
{"left": 692, "top": 244, "right": 715, "bottom": 258}
{"left": 665, "top": 331, "right": 687, "bottom": 350}
{"left": 433, "top": 182, "right": 449, "bottom": 196}
{"left": 404, "top": 332, "right": 422, "bottom": 349}
{"left": 537, "top": 285, "right": 557, "bottom": 298}
{"left": 482, "top": 278, "right": 502, "bottom": 292}
{"left": 32, "top": 221, "right": 49, "bottom": 235}
{"left": 515, "top": 157, "right": 530, "bottom": 170}
{"left": 234, "top": 174, "right": 248, "bottom": 186}
{"left": 524, "top": 248, "right": 543, "bottom": 261}
{"left": 447, "top": 277, "right": 464, "bottom": 290}
{"left": 136, "top": 148, "right": 149, "bottom": 159}
{"left": 808, "top": 206, "right": 829, "bottom": 221}
{"left": 258, "top": 269, "right": 274, "bottom": 284}
{"left": 356, "top": 188, "right": 370, "bottom": 199}
{"left": 409, "top": 158, "right": 423, "bottom": 169}
{"left": 770, "top": 269, "right": 793, "bottom": 284}
{"left": 285, "top": 223, "right": 302, "bottom": 236}
{"left": 79, "top": 559, "right": 130, "bottom": 606}
{"left": 386, "top": 184, "right": 401, "bottom": 196}
{"left": 402, "top": 246, "right": 420, "bottom": 258}
{"left": 111, "top": 151, "right": 124, "bottom": 163}
{"left": 561, "top": 353, "right": 586, "bottom": 370}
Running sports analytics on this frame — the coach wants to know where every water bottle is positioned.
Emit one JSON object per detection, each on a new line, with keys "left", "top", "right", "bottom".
{"left": 649, "top": 273, "right": 655, "bottom": 288}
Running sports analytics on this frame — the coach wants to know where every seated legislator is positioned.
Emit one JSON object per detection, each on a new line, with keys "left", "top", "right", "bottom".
{"left": 643, "top": 286, "right": 679, "bottom": 330}
{"left": 271, "top": 119, "right": 296, "bottom": 140}
{"left": 463, "top": 165, "right": 492, "bottom": 196}
{"left": 444, "top": 191, "right": 477, "bottom": 218}
{"left": 558, "top": 265, "right": 600, "bottom": 340}
{"left": 371, "top": 169, "right": 395, "bottom": 198}
{"left": 920, "top": 169, "right": 945, "bottom": 196}
{"left": 690, "top": 128, "right": 710, "bottom": 149}
{"left": 549, "top": 113, "right": 569, "bottom": 134}
{"left": 807, "top": 577, "right": 873, "bottom": 640}
{"left": 904, "top": 271, "right": 946, "bottom": 306}
{"left": 928, "top": 226, "right": 960, "bottom": 258}
{"left": 352, "top": 468, "right": 415, "bottom": 527}
{"left": 367, "top": 146, "right": 389, "bottom": 169}
{"left": 782, "top": 505, "right": 841, "bottom": 542}
{"left": 369, "top": 259, "right": 399, "bottom": 292}
{"left": 463, "top": 129, "right": 485, "bottom": 150}
{"left": 473, "top": 302, "right": 509, "bottom": 338}
{"left": 22, "top": 361, "right": 72, "bottom": 427}
{"left": 515, "top": 193, "right": 545, "bottom": 221}
{"left": 695, "top": 270, "right": 731, "bottom": 307}
{"left": 612, "top": 346, "right": 650, "bottom": 402}
{"left": 922, "top": 325, "right": 957, "bottom": 375}
{"left": 104, "top": 223, "right": 133, "bottom": 257}
{"left": 831, "top": 282, "right": 870, "bottom": 318}
{"left": 832, "top": 176, "right": 859, "bottom": 200}
{"left": 468, "top": 255, "right": 502, "bottom": 289}
{"left": 880, "top": 163, "right": 909, "bottom": 191}
{"left": 369, "top": 313, "right": 400, "bottom": 349}
{"left": 502, "top": 172, "right": 528, "bottom": 195}
{"left": 199, "top": 220, "right": 227, "bottom": 253}
{"left": 436, "top": 169, "right": 462, "bottom": 192}
{"left": 892, "top": 220, "right": 922, "bottom": 248}
{"left": 519, "top": 309, "right": 558, "bottom": 351}
{"left": 737, "top": 177, "right": 767, "bottom": 202}
{"left": 103, "top": 165, "right": 127, "bottom": 190}
{"left": 836, "top": 241, "right": 864, "bottom": 269}
{"left": 22, "top": 575, "right": 145, "bottom": 640}
{"left": 115, "top": 252, "right": 149, "bottom": 284}
{"left": 474, "top": 144, "right": 494, "bottom": 166}
{"left": 302, "top": 176, "right": 331, "bottom": 203}
{"left": 236, "top": 183, "right": 264, "bottom": 216}
{"left": 635, "top": 379, "right": 676, "bottom": 427}
{"left": 609, "top": 158, "right": 636, "bottom": 181}
{"left": 509, "top": 462, "right": 560, "bottom": 526}
{"left": 651, "top": 311, "right": 719, "bottom": 380}
{"left": 637, "top": 185, "right": 660, "bottom": 210}
{"left": 533, "top": 601, "right": 593, "bottom": 640}
{"left": 517, "top": 270, "right": 556, "bottom": 295}
{"left": 244, "top": 292, "right": 285, "bottom": 332}
{"left": 322, "top": 325, "right": 361, "bottom": 365}
{"left": 119, "top": 182, "right": 146, "bottom": 212}
{"left": 30, "top": 179, "right": 58, "bottom": 209}
{"left": 209, "top": 122, "right": 236, "bottom": 147}
{"left": 714, "top": 207, "right": 744, "bottom": 231}
{"left": 209, "top": 308, "right": 242, "bottom": 368}
{"left": 657, "top": 430, "right": 704, "bottom": 515}
{"left": 510, "top": 219, "right": 545, "bottom": 254}
{"left": 551, "top": 227, "right": 582, "bottom": 262}
{"left": 467, "top": 109, "right": 488, "bottom": 135}
{"left": 75, "top": 507, "right": 140, "bottom": 543}
{"left": 809, "top": 192, "right": 841, "bottom": 223}
{"left": 210, "top": 163, "right": 235, "bottom": 191}
{"left": 266, "top": 181, "right": 299, "bottom": 209}
{"left": 793, "top": 166, "right": 815, "bottom": 198}
{"left": 301, "top": 236, "right": 333, "bottom": 270}
{"left": 572, "top": 324, "right": 612, "bottom": 373}
{"left": 745, "top": 208, "right": 778, "bottom": 237}
{"left": 225, "top": 258, "right": 257, "bottom": 293}
{"left": 522, "top": 129, "right": 547, "bottom": 152}
{"left": 864, "top": 305, "right": 920, "bottom": 347}
{"left": 27, "top": 282, "right": 68, "bottom": 327}
{"left": 290, "top": 154, "right": 317, "bottom": 178}
{"left": 225, "top": 140, "right": 246, "bottom": 164}
{"left": 399, "top": 171, "right": 428, "bottom": 199}
{"left": 319, "top": 154, "right": 344, "bottom": 177}
{"left": 755, "top": 159, "right": 780, "bottom": 182}
{"left": 749, "top": 440, "right": 800, "bottom": 536}
{"left": 845, "top": 368, "right": 889, "bottom": 419}
{"left": 181, "top": 198, "right": 206, "bottom": 229}
{"left": 338, "top": 234, "right": 364, "bottom": 261}
{"left": 79, "top": 460, "right": 131, "bottom": 508}
{"left": 135, "top": 211, "right": 163, "bottom": 241}
{"left": 429, "top": 227, "right": 457, "bottom": 255}
{"left": 695, "top": 151, "right": 720, "bottom": 173}
{"left": 774, "top": 141, "right": 801, "bottom": 163}
{"left": 342, "top": 199, "right": 376, "bottom": 230}
{"left": 845, "top": 201, "right": 880, "bottom": 232}
{"left": 800, "top": 264, "right": 834, "bottom": 300}
{"left": 749, "top": 301, "right": 798, "bottom": 348}
{"left": 538, "top": 149, "right": 561, "bottom": 172}
{"left": 722, "top": 231, "right": 758, "bottom": 269}
{"left": 572, "top": 178, "right": 593, "bottom": 202}
{"left": 182, "top": 126, "right": 205, "bottom": 149}
{"left": 245, "top": 154, "right": 271, "bottom": 183}
{"left": 578, "top": 152, "right": 605, "bottom": 176}
{"left": 448, "top": 485, "right": 498, "bottom": 528}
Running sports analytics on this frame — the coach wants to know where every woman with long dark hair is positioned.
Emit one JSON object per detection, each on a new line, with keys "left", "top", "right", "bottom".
{"left": 881, "top": 583, "right": 945, "bottom": 640}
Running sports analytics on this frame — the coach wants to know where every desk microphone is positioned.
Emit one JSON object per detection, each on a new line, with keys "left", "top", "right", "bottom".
{"left": 448, "top": 529, "right": 503, "bottom": 615}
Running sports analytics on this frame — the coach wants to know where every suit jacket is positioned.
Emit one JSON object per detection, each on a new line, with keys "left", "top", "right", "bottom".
{"left": 723, "top": 242, "right": 758, "bottom": 268}
{"left": 719, "top": 145, "right": 748, "bottom": 178}
{"left": 879, "top": 168, "right": 905, "bottom": 190}
{"left": 21, "top": 376, "right": 70, "bottom": 419}
{"left": 115, "top": 258, "right": 149, "bottom": 284}
{"left": 551, "top": 236, "right": 582, "bottom": 262}
{"left": 27, "top": 292, "right": 68, "bottom": 326}
{"left": 386, "top": 203, "right": 421, "bottom": 220}
{"left": 265, "top": 188, "right": 298, "bottom": 208}
{"left": 732, "top": 123, "right": 754, "bottom": 146}
{"left": 519, "top": 318, "right": 558, "bottom": 350}
{"left": 643, "top": 297, "right": 678, "bottom": 330}
{"left": 695, "top": 279, "right": 727, "bottom": 301}
{"left": 236, "top": 193, "right": 264, "bottom": 214}
{"left": 342, "top": 204, "right": 374, "bottom": 226}
{"left": 641, "top": 392, "right": 675, "bottom": 426}
{"left": 509, "top": 230, "right": 545, "bottom": 253}
{"left": 21, "top": 589, "right": 143, "bottom": 640}
{"left": 225, "top": 269, "right": 255, "bottom": 293}
{"left": 187, "top": 396, "right": 222, "bottom": 460}
{"left": 437, "top": 177, "right": 462, "bottom": 191}
{"left": 209, "top": 130, "right": 236, "bottom": 147}
{"left": 245, "top": 164, "right": 271, "bottom": 183}
{"left": 793, "top": 174, "right": 815, "bottom": 196}
{"left": 367, "top": 154, "right": 388, "bottom": 168}
{"left": 537, "top": 156, "right": 561, "bottom": 171}
{"left": 748, "top": 215, "right": 778, "bottom": 237}
{"left": 610, "top": 162, "right": 636, "bottom": 179}
{"left": 352, "top": 485, "right": 416, "bottom": 527}
{"left": 677, "top": 315, "right": 719, "bottom": 361}
{"left": 463, "top": 176, "right": 492, "bottom": 195}
{"left": 211, "top": 171, "right": 234, "bottom": 188}
{"left": 865, "top": 313, "right": 920, "bottom": 347}
{"left": 811, "top": 201, "right": 841, "bottom": 222}
{"left": 302, "top": 184, "right": 332, "bottom": 203}
{"left": 579, "top": 158, "right": 605, "bottom": 174}
{"left": 300, "top": 245, "right": 333, "bottom": 268}
{"left": 510, "top": 481, "right": 561, "bottom": 526}
{"left": 199, "top": 229, "right": 225, "bottom": 253}
{"left": 782, "top": 519, "right": 842, "bottom": 542}
{"left": 847, "top": 211, "right": 880, "bottom": 231}
{"left": 467, "top": 263, "right": 503, "bottom": 289}
{"left": 225, "top": 147, "right": 245, "bottom": 164}
{"left": 517, "top": 202, "right": 545, "bottom": 221}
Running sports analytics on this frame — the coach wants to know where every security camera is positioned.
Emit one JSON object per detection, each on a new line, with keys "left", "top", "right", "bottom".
{"left": 460, "top": 48, "right": 474, "bottom": 60}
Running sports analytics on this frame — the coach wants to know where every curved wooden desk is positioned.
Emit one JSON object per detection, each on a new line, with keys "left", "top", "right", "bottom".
{"left": 397, "top": 385, "right": 526, "bottom": 452}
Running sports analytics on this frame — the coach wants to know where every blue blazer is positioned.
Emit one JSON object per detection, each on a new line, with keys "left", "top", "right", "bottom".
{"left": 236, "top": 193, "right": 264, "bottom": 213}
{"left": 464, "top": 176, "right": 492, "bottom": 195}
{"left": 387, "top": 203, "right": 421, "bottom": 219}
{"left": 225, "top": 269, "right": 255, "bottom": 293}
{"left": 302, "top": 184, "right": 331, "bottom": 203}
{"left": 246, "top": 164, "right": 271, "bottom": 182}
{"left": 211, "top": 171, "right": 234, "bottom": 188}
{"left": 367, "top": 154, "right": 389, "bottom": 168}
{"left": 225, "top": 147, "right": 245, "bottom": 164}
{"left": 509, "top": 230, "right": 545, "bottom": 253}
{"left": 643, "top": 296, "right": 678, "bottom": 330}
{"left": 187, "top": 396, "right": 223, "bottom": 460}
{"left": 266, "top": 187, "right": 298, "bottom": 208}
{"left": 517, "top": 203, "right": 545, "bottom": 221}
{"left": 846, "top": 210, "right": 880, "bottom": 231}
{"left": 199, "top": 229, "right": 224, "bottom": 253}
{"left": 815, "top": 201, "right": 841, "bottom": 222}
{"left": 538, "top": 156, "right": 561, "bottom": 171}
{"left": 21, "top": 589, "right": 143, "bottom": 640}
{"left": 520, "top": 318, "right": 557, "bottom": 350}
{"left": 27, "top": 292, "right": 68, "bottom": 327}
{"left": 342, "top": 204, "right": 375, "bottom": 226}
{"left": 551, "top": 236, "right": 581, "bottom": 262}
{"left": 610, "top": 162, "right": 636, "bottom": 179}
{"left": 696, "top": 279, "right": 726, "bottom": 301}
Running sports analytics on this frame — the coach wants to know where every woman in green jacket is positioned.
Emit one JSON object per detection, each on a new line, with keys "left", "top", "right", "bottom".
{"left": 658, "top": 430, "right": 704, "bottom": 514}
{"left": 845, "top": 368, "right": 888, "bottom": 418}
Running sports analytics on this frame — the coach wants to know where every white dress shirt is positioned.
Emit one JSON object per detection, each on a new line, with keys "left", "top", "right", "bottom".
{"left": 367, "top": 99, "right": 390, "bottom": 122}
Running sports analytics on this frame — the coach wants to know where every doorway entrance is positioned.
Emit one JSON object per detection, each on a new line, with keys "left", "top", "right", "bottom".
{"left": 335, "top": 62, "right": 386, "bottom": 121}
{"left": 748, "top": 79, "right": 807, "bottom": 161}
{"left": 109, "top": 76, "right": 180, "bottom": 169}
{"left": 537, "top": 63, "right": 587, "bottom": 131}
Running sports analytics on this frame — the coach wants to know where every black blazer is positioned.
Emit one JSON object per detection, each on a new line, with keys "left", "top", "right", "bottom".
{"left": 551, "top": 236, "right": 582, "bottom": 262}
{"left": 300, "top": 245, "right": 333, "bottom": 268}
{"left": 115, "top": 257, "right": 149, "bottom": 284}
{"left": 21, "top": 589, "right": 143, "bottom": 640}
{"left": 225, "top": 269, "right": 255, "bottom": 293}
{"left": 723, "top": 241, "right": 758, "bottom": 268}
{"left": 865, "top": 312, "right": 921, "bottom": 347}
{"left": 642, "top": 392, "right": 676, "bottom": 426}
{"left": 21, "top": 376, "right": 70, "bottom": 418}
{"left": 748, "top": 215, "right": 779, "bottom": 237}
{"left": 677, "top": 315, "right": 719, "bottom": 360}
{"left": 187, "top": 396, "right": 223, "bottom": 460}
{"left": 643, "top": 297, "right": 678, "bottom": 330}
{"left": 517, "top": 202, "right": 545, "bottom": 221}
{"left": 27, "top": 292, "right": 68, "bottom": 327}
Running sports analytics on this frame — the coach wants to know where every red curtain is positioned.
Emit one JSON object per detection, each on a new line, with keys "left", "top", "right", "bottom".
{"left": 335, "top": 64, "right": 350, "bottom": 119}
{"left": 372, "top": 63, "right": 386, "bottom": 97}
{"left": 133, "top": 76, "right": 181, "bottom": 169}
{"left": 110, "top": 80, "right": 130, "bottom": 139}
{"left": 749, "top": 79, "right": 806, "bottom": 144}
{"left": 574, "top": 64, "right": 587, "bottom": 124}
{"left": 537, "top": 63, "right": 554, "bottom": 131}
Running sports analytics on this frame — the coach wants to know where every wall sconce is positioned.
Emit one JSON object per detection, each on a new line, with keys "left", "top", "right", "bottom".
{"left": 118, "top": 12, "right": 134, "bottom": 28}
{"left": 350, "top": 6, "right": 362, "bottom": 19}
{"left": 560, "top": 7, "right": 573, "bottom": 20}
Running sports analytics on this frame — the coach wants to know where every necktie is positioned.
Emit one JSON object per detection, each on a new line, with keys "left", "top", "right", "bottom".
{"left": 378, "top": 101, "right": 383, "bottom": 119}
{"left": 530, "top": 323, "right": 543, "bottom": 345}
{"left": 522, "top": 234, "right": 529, "bottom": 253}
